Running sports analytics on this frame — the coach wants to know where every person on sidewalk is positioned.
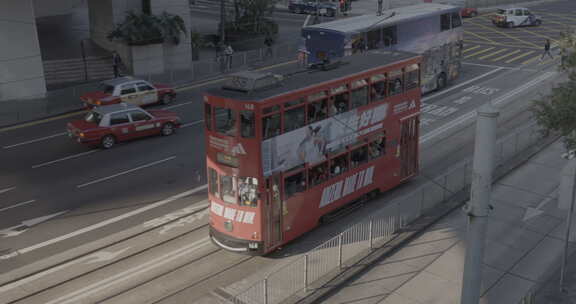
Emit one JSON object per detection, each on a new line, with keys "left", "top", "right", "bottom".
{"left": 540, "top": 39, "right": 554, "bottom": 61}
{"left": 264, "top": 34, "right": 274, "bottom": 58}
{"left": 112, "top": 51, "right": 122, "bottom": 78}
{"left": 377, "top": 0, "right": 383, "bottom": 16}
{"left": 224, "top": 44, "right": 234, "bottom": 70}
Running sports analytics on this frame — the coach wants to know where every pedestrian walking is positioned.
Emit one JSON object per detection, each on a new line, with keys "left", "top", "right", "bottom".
{"left": 112, "top": 51, "right": 122, "bottom": 78}
{"left": 540, "top": 39, "right": 554, "bottom": 61}
{"left": 264, "top": 34, "right": 274, "bottom": 58}
{"left": 224, "top": 44, "right": 234, "bottom": 70}
{"left": 377, "top": 0, "right": 383, "bottom": 16}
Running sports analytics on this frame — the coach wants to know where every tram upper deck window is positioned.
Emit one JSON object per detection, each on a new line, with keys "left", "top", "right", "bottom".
{"left": 351, "top": 79, "right": 368, "bottom": 109}
{"left": 370, "top": 74, "right": 387, "bottom": 101}
{"left": 405, "top": 64, "right": 420, "bottom": 90}
{"left": 215, "top": 107, "right": 237, "bottom": 136}
{"left": 388, "top": 70, "right": 404, "bottom": 96}
{"left": 241, "top": 110, "right": 255, "bottom": 138}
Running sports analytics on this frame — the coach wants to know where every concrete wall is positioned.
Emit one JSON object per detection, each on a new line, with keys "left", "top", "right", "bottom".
{"left": 152, "top": 0, "right": 192, "bottom": 70}
{"left": 0, "top": 0, "right": 46, "bottom": 101}
{"left": 33, "top": 0, "right": 80, "bottom": 17}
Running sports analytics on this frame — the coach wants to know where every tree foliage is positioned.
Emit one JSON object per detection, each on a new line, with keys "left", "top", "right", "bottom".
{"left": 107, "top": 11, "right": 186, "bottom": 45}
{"left": 531, "top": 27, "right": 576, "bottom": 151}
{"left": 226, "top": 0, "right": 279, "bottom": 36}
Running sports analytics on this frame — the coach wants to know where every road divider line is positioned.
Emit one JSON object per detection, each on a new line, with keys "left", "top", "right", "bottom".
{"left": 8, "top": 184, "right": 207, "bottom": 257}
{"left": 422, "top": 67, "right": 503, "bottom": 102}
{"left": 32, "top": 150, "right": 99, "bottom": 169}
{"left": 0, "top": 200, "right": 35, "bottom": 213}
{"left": 462, "top": 62, "right": 537, "bottom": 72}
{"left": 0, "top": 110, "right": 87, "bottom": 134}
{"left": 77, "top": 156, "right": 176, "bottom": 188}
{"left": 181, "top": 120, "right": 204, "bottom": 128}
{"left": 3, "top": 132, "right": 67, "bottom": 149}
{"left": 44, "top": 238, "right": 211, "bottom": 304}
{"left": 420, "top": 71, "right": 556, "bottom": 144}
{"left": 162, "top": 101, "right": 195, "bottom": 110}
{"left": 0, "top": 187, "right": 15, "bottom": 195}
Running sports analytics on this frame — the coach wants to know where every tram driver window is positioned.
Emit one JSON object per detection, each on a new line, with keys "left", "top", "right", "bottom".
{"left": 331, "top": 154, "right": 349, "bottom": 176}
{"left": 263, "top": 113, "right": 281, "bottom": 139}
{"left": 284, "top": 171, "right": 306, "bottom": 198}
{"left": 240, "top": 110, "right": 255, "bottom": 138}
{"left": 215, "top": 107, "right": 237, "bottom": 136}
{"left": 388, "top": 71, "right": 404, "bottom": 96}
{"left": 238, "top": 177, "right": 258, "bottom": 207}
{"left": 220, "top": 175, "right": 237, "bottom": 204}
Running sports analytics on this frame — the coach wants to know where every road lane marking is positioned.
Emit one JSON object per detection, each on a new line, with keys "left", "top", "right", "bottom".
{"left": 478, "top": 48, "right": 508, "bottom": 60}
{"left": 465, "top": 18, "right": 541, "bottom": 49}
{"left": 422, "top": 67, "right": 503, "bottom": 102}
{"left": 0, "top": 110, "right": 87, "bottom": 134}
{"left": 522, "top": 55, "right": 540, "bottom": 65}
{"left": 463, "top": 31, "right": 498, "bottom": 45}
{"left": 464, "top": 47, "right": 495, "bottom": 59}
{"left": 77, "top": 156, "right": 177, "bottom": 188}
{"left": 421, "top": 71, "right": 556, "bottom": 144}
{"left": 0, "top": 187, "right": 15, "bottom": 195}
{"left": 506, "top": 51, "right": 534, "bottom": 63}
{"left": 491, "top": 49, "right": 521, "bottom": 61}
{"left": 462, "top": 45, "right": 481, "bottom": 53}
{"left": 44, "top": 238, "right": 211, "bottom": 304}
{"left": 3, "top": 132, "right": 67, "bottom": 149}
{"left": 462, "top": 62, "right": 537, "bottom": 71}
{"left": 181, "top": 120, "right": 204, "bottom": 128}
{"left": 162, "top": 101, "right": 195, "bottom": 110}
{"left": 32, "top": 150, "right": 99, "bottom": 169}
{"left": 0, "top": 185, "right": 208, "bottom": 260}
{"left": 0, "top": 200, "right": 35, "bottom": 213}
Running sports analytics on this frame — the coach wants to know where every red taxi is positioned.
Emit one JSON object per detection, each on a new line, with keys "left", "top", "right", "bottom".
{"left": 67, "top": 103, "right": 181, "bottom": 149}
{"left": 80, "top": 77, "right": 176, "bottom": 108}
{"left": 460, "top": 7, "right": 478, "bottom": 17}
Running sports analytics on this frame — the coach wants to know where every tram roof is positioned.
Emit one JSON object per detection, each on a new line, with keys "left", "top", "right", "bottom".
{"left": 206, "top": 50, "right": 419, "bottom": 102}
{"left": 304, "top": 3, "right": 458, "bottom": 34}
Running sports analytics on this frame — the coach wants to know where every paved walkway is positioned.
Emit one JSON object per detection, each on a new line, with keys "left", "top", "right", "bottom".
{"left": 321, "top": 139, "right": 576, "bottom": 304}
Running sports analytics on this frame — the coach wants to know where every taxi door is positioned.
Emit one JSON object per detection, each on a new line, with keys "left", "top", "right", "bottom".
{"left": 119, "top": 84, "right": 142, "bottom": 106}
{"left": 128, "top": 110, "right": 158, "bottom": 137}
{"left": 108, "top": 111, "right": 136, "bottom": 141}
{"left": 136, "top": 82, "right": 158, "bottom": 106}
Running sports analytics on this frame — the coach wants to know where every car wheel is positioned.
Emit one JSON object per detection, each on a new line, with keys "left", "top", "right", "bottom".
{"left": 161, "top": 122, "right": 176, "bottom": 136}
{"left": 436, "top": 73, "right": 447, "bottom": 91}
{"left": 101, "top": 135, "right": 116, "bottom": 149}
{"left": 161, "top": 94, "right": 174, "bottom": 105}
{"left": 507, "top": 22, "right": 514, "bottom": 28}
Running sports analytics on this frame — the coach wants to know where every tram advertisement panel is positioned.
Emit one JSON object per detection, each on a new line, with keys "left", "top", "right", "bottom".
{"left": 262, "top": 104, "right": 388, "bottom": 176}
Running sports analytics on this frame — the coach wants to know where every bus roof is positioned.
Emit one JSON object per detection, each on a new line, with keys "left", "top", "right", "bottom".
{"left": 206, "top": 50, "right": 419, "bottom": 102}
{"left": 304, "top": 3, "right": 458, "bottom": 34}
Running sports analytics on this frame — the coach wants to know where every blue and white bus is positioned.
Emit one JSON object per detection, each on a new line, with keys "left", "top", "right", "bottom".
{"left": 302, "top": 3, "right": 463, "bottom": 93}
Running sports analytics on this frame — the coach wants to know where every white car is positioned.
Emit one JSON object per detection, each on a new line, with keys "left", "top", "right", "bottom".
{"left": 491, "top": 8, "right": 542, "bottom": 28}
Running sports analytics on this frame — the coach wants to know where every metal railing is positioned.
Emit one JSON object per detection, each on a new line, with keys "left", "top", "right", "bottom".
{"left": 229, "top": 121, "right": 547, "bottom": 304}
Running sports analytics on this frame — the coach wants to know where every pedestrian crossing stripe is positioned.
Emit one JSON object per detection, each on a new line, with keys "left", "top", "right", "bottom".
{"left": 462, "top": 45, "right": 481, "bottom": 53}
{"left": 491, "top": 49, "right": 521, "bottom": 62}
{"left": 464, "top": 47, "right": 495, "bottom": 59}
{"left": 522, "top": 55, "right": 540, "bottom": 65}
{"left": 505, "top": 51, "right": 534, "bottom": 63}
{"left": 478, "top": 48, "right": 508, "bottom": 60}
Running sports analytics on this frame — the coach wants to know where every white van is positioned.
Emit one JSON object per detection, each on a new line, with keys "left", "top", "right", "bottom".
{"left": 491, "top": 8, "right": 542, "bottom": 28}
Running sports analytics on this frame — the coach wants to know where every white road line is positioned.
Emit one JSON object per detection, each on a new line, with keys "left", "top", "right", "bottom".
{"left": 462, "top": 62, "right": 538, "bottom": 72}
{"left": 181, "top": 120, "right": 204, "bottom": 128}
{"left": 32, "top": 150, "right": 99, "bottom": 169}
{"left": 77, "top": 156, "right": 177, "bottom": 188}
{"left": 45, "top": 238, "right": 211, "bottom": 304}
{"left": 0, "top": 200, "right": 35, "bottom": 213}
{"left": 162, "top": 101, "right": 194, "bottom": 110}
{"left": 420, "top": 71, "right": 556, "bottom": 144}
{"left": 422, "top": 67, "right": 504, "bottom": 102}
{"left": 0, "top": 187, "right": 15, "bottom": 195}
{"left": 5, "top": 184, "right": 207, "bottom": 257}
{"left": 3, "top": 132, "right": 66, "bottom": 149}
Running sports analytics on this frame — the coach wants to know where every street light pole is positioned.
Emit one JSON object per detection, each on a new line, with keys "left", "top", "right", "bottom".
{"left": 460, "top": 103, "right": 499, "bottom": 304}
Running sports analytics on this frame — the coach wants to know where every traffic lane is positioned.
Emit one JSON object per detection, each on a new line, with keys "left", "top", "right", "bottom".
{"left": 0, "top": 124, "right": 206, "bottom": 229}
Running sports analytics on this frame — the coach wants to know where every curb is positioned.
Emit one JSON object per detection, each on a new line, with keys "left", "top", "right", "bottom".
{"left": 292, "top": 133, "right": 560, "bottom": 304}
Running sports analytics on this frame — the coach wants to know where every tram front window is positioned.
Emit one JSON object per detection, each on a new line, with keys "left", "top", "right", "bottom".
{"left": 215, "top": 107, "right": 237, "bottom": 136}
{"left": 220, "top": 175, "right": 237, "bottom": 204}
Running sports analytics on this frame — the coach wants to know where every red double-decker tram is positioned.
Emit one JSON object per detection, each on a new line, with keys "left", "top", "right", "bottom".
{"left": 205, "top": 51, "right": 421, "bottom": 254}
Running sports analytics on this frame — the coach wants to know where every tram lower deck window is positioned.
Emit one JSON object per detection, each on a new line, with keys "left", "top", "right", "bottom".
{"left": 284, "top": 171, "right": 306, "bottom": 198}
{"left": 221, "top": 175, "right": 237, "bottom": 204}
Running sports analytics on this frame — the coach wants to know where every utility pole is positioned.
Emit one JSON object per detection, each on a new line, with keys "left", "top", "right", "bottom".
{"left": 559, "top": 157, "right": 576, "bottom": 291}
{"left": 460, "top": 103, "right": 499, "bottom": 304}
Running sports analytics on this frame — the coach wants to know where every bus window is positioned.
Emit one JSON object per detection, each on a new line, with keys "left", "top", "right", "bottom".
{"left": 284, "top": 106, "right": 306, "bottom": 133}
{"left": 382, "top": 26, "right": 397, "bottom": 47}
{"left": 351, "top": 145, "right": 369, "bottom": 168}
{"left": 331, "top": 154, "right": 349, "bottom": 176}
{"left": 405, "top": 64, "right": 420, "bottom": 90}
{"left": 209, "top": 167, "right": 219, "bottom": 198}
{"left": 284, "top": 171, "right": 306, "bottom": 198}
{"left": 370, "top": 74, "right": 387, "bottom": 102}
{"left": 309, "top": 162, "right": 329, "bottom": 187}
{"left": 205, "top": 103, "right": 212, "bottom": 131}
{"left": 215, "top": 107, "right": 237, "bottom": 136}
{"left": 220, "top": 175, "right": 237, "bottom": 204}
{"left": 241, "top": 110, "right": 255, "bottom": 138}
{"left": 308, "top": 99, "right": 328, "bottom": 124}
{"left": 388, "top": 70, "right": 404, "bottom": 96}
{"left": 451, "top": 12, "right": 462, "bottom": 28}
{"left": 441, "top": 13, "right": 451, "bottom": 31}
{"left": 263, "top": 113, "right": 281, "bottom": 139}
{"left": 351, "top": 79, "right": 369, "bottom": 109}
{"left": 238, "top": 177, "right": 258, "bottom": 207}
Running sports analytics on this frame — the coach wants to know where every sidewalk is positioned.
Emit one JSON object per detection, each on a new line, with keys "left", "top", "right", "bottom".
{"left": 317, "top": 139, "right": 576, "bottom": 304}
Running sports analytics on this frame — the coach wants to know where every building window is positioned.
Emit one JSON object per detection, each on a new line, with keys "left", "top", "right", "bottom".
{"left": 205, "top": 103, "right": 212, "bottom": 131}
{"left": 220, "top": 175, "right": 237, "bottom": 204}
{"left": 284, "top": 106, "right": 306, "bottom": 133}
{"left": 284, "top": 171, "right": 306, "bottom": 198}
{"left": 215, "top": 107, "right": 237, "bottom": 136}
{"left": 388, "top": 70, "right": 404, "bottom": 96}
{"left": 238, "top": 177, "right": 258, "bottom": 207}
{"left": 308, "top": 99, "right": 328, "bottom": 124}
{"left": 441, "top": 13, "right": 451, "bottom": 31}
{"left": 209, "top": 168, "right": 219, "bottom": 197}
{"left": 331, "top": 154, "right": 349, "bottom": 176}
{"left": 263, "top": 113, "right": 281, "bottom": 139}
{"left": 405, "top": 64, "right": 420, "bottom": 90}
{"left": 241, "top": 110, "right": 255, "bottom": 138}
{"left": 309, "top": 162, "right": 329, "bottom": 187}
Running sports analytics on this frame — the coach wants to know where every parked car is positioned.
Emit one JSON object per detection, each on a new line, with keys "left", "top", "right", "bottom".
{"left": 460, "top": 7, "right": 478, "bottom": 17}
{"left": 80, "top": 77, "right": 176, "bottom": 108}
{"left": 491, "top": 7, "right": 542, "bottom": 28}
{"left": 67, "top": 103, "right": 181, "bottom": 149}
{"left": 289, "top": 0, "right": 337, "bottom": 17}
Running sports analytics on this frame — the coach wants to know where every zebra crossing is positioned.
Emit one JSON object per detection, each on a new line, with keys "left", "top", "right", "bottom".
{"left": 462, "top": 43, "right": 557, "bottom": 66}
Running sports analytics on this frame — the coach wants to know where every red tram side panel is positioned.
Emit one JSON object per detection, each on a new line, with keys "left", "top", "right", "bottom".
{"left": 204, "top": 51, "right": 422, "bottom": 254}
